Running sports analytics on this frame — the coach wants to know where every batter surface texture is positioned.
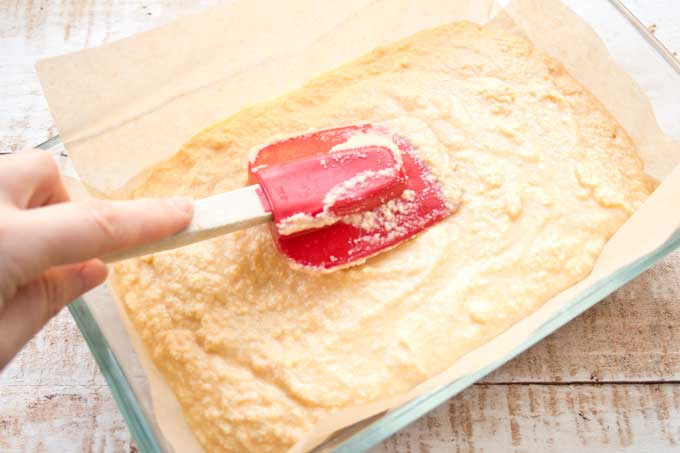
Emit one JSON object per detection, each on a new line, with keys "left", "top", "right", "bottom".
{"left": 113, "top": 21, "right": 654, "bottom": 452}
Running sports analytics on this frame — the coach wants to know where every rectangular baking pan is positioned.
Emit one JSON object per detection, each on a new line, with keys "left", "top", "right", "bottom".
{"left": 36, "top": 0, "right": 680, "bottom": 451}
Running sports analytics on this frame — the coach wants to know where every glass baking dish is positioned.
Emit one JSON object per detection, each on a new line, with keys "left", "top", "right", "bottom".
{"left": 37, "top": 0, "right": 680, "bottom": 451}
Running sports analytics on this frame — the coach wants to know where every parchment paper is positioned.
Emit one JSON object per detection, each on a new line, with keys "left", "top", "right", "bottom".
{"left": 36, "top": 0, "right": 680, "bottom": 451}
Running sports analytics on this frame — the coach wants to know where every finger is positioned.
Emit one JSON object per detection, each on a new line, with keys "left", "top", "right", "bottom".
{"left": 10, "top": 197, "right": 193, "bottom": 276}
{"left": 0, "top": 149, "right": 70, "bottom": 208}
{"left": 0, "top": 259, "right": 107, "bottom": 369}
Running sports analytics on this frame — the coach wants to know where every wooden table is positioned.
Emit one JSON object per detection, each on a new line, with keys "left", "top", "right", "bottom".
{"left": 1, "top": 1, "right": 679, "bottom": 451}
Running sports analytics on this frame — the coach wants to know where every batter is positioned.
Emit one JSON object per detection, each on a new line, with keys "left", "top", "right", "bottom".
{"left": 113, "top": 22, "right": 654, "bottom": 452}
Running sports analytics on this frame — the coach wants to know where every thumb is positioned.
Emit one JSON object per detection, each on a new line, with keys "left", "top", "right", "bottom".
{"left": 0, "top": 259, "right": 107, "bottom": 369}
{"left": 6, "top": 197, "right": 193, "bottom": 287}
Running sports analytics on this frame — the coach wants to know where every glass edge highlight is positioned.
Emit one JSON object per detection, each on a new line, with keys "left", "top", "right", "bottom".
{"left": 68, "top": 300, "right": 163, "bottom": 453}
{"left": 607, "top": 0, "right": 680, "bottom": 75}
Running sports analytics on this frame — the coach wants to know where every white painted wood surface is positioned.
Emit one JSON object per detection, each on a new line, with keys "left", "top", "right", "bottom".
{"left": 1, "top": 1, "right": 679, "bottom": 452}
{"left": 375, "top": 384, "right": 680, "bottom": 453}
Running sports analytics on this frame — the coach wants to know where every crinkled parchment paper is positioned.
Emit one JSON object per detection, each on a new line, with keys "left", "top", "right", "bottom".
{"left": 36, "top": 0, "right": 680, "bottom": 451}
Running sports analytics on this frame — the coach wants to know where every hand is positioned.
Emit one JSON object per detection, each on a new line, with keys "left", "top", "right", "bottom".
{"left": 0, "top": 150, "right": 193, "bottom": 368}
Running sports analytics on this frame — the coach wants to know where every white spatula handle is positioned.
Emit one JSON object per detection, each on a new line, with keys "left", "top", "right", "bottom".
{"left": 102, "top": 185, "right": 272, "bottom": 263}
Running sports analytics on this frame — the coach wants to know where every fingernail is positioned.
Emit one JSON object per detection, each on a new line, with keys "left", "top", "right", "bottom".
{"left": 168, "top": 197, "right": 193, "bottom": 216}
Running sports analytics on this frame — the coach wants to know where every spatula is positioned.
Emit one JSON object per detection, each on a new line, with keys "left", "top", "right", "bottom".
{"left": 102, "top": 142, "right": 406, "bottom": 263}
{"left": 104, "top": 124, "right": 452, "bottom": 271}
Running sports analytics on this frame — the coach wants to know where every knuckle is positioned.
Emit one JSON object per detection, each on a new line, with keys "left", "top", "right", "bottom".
{"left": 0, "top": 211, "right": 10, "bottom": 245}
{"left": 0, "top": 254, "right": 19, "bottom": 310}
{"left": 85, "top": 199, "right": 120, "bottom": 242}
{"left": 0, "top": 210, "right": 29, "bottom": 284}
{"left": 28, "top": 149, "right": 59, "bottom": 175}
{"left": 24, "top": 150, "right": 61, "bottom": 192}
{"left": 37, "top": 275, "right": 65, "bottom": 320}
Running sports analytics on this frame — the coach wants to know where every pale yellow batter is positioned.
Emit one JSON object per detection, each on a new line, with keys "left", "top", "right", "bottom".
{"left": 113, "top": 22, "right": 654, "bottom": 452}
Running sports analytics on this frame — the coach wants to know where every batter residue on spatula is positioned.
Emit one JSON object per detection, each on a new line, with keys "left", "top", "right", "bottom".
{"left": 249, "top": 120, "right": 459, "bottom": 271}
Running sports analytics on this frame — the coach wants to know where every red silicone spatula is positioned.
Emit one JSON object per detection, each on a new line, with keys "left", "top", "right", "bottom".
{"left": 249, "top": 123, "right": 451, "bottom": 271}
{"left": 104, "top": 124, "right": 451, "bottom": 271}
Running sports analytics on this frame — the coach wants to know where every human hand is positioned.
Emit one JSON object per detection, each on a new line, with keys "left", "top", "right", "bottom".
{"left": 0, "top": 150, "right": 193, "bottom": 368}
